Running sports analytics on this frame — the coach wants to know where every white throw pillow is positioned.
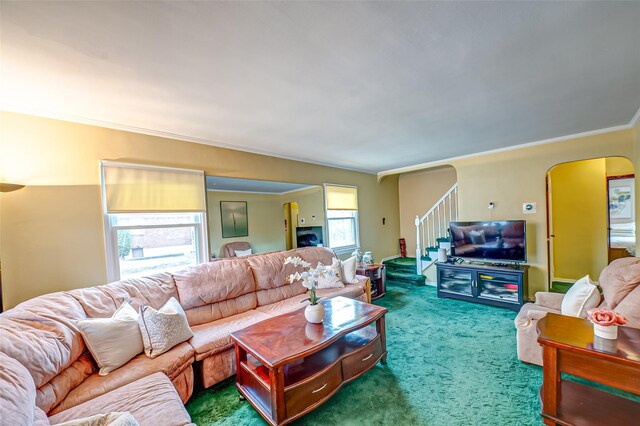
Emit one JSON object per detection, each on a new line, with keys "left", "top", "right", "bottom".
{"left": 235, "top": 248, "right": 252, "bottom": 257}
{"left": 138, "top": 297, "right": 193, "bottom": 359}
{"left": 340, "top": 256, "right": 359, "bottom": 285}
{"left": 561, "top": 275, "right": 601, "bottom": 318}
{"left": 77, "top": 302, "right": 143, "bottom": 376}
{"left": 56, "top": 412, "right": 139, "bottom": 426}
{"left": 317, "top": 258, "right": 345, "bottom": 289}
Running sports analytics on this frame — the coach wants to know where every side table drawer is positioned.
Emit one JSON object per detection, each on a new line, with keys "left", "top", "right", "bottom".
{"left": 342, "top": 335, "right": 382, "bottom": 381}
{"left": 285, "top": 361, "right": 342, "bottom": 418}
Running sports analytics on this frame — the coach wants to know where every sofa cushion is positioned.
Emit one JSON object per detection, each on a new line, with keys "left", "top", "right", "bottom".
{"left": 0, "top": 292, "right": 88, "bottom": 388}
{"left": 295, "top": 247, "right": 335, "bottom": 268}
{"left": 36, "top": 353, "right": 96, "bottom": 413}
{"left": 173, "top": 259, "right": 258, "bottom": 326}
{"left": 599, "top": 257, "right": 640, "bottom": 309}
{"left": 189, "top": 310, "right": 271, "bottom": 361}
{"left": 256, "top": 283, "right": 366, "bottom": 317}
{"left": 67, "top": 273, "right": 178, "bottom": 318}
{"left": 50, "top": 342, "right": 194, "bottom": 415}
{"left": 0, "top": 351, "right": 48, "bottom": 426}
{"left": 48, "top": 373, "right": 193, "bottom": 426}
{"left": 247, "top": 250, "right": 308, "bottom": 306}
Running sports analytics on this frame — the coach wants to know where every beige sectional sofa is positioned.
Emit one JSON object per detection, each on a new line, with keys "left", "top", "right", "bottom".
{"left": 0, "top": 247, "right": 369, "bottom": 425}
{"left": 514, "top": 257, "right": 640, "bottom": 365}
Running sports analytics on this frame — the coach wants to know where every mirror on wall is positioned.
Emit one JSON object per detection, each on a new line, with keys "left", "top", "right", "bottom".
{"left": 205, "top": 176, "right": 326, "bottom": 258}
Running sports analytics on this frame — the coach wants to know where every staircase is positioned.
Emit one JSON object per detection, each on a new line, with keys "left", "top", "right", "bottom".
{"left": 415, "top": 184, "right": 458, "bottom": 277}
{"left": 383, "top": 183, "right": 459, "bottom": 287}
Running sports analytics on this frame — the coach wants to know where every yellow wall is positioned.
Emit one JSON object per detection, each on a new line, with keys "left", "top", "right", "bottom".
{"left": 398, "top": 166, "right": 457, "bottom": 254}
{"left": 0, "top": 111, "right": 400, "bottom": 308}
{"left": 548, "top": 159, "right": 608, "bottom": 280}
{"left": 207, "top": 191, "right": 285, "bottom": 258}
{"left": 606, "top": 156, "right": 635, "bottom": 177}
{"left": 394, "top": 127, "right": 636, "bottom": 298}
{"left": 280, "top": 186, "right": 325, "bottom": 229}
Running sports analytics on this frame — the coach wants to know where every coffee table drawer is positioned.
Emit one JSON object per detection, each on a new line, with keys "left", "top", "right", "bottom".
{"left": 285, "top": 361, "right": 342, "bottom": 418}
{"left": 342, "top": 335, "right": 382, "bottom": 380}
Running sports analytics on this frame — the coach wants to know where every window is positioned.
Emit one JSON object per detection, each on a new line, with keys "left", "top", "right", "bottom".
{"left": 324, "top": 184, "right": 359, "bottom": 252}
{"left": 101, "top": 162, "right": 208, "bottom": 281}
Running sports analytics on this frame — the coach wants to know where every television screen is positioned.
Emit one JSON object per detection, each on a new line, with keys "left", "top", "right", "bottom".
{"left": 296, "top": 226, "right": 324, "bottom": 248}
{"left": 450, "top": 221, "right": 526, "bottom": 263}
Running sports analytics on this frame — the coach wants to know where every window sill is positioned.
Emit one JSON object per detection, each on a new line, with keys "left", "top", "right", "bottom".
{"left": 331, "top": 245, "right": 359, "bottom": 256}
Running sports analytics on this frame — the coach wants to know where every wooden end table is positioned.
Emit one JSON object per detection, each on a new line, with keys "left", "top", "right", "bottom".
{"left": 537, "top": 313, "right": 640, "bottom": 426}
{"left": 230, "top": 297, "right": 388, "bottom": 426}
{"left": 356, "top": 264, "right": 386, "bottom": 300}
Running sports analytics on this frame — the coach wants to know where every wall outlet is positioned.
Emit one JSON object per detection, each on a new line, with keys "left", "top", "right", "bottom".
{"left": 523, "top": 202, "right": 536, "bottom": 214}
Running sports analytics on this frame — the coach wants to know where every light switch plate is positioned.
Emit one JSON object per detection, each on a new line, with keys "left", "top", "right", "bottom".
{"left": 523, "top": 202, "right": 536, "bottom": 214}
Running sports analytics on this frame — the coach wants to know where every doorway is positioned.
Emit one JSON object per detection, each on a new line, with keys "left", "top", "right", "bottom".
{"left": 547, "top": 157, "right": 635, "bottom": 289}
{"left": 283, "top": 202, "right": 299, "bottom": 250}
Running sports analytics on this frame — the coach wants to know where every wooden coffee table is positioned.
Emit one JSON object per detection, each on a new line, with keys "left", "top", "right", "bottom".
{"left": 230, "top": 296, "right": 388, "bottom": 426}
{"left": 537, "top": 313, "right": 640, "bottom": 426}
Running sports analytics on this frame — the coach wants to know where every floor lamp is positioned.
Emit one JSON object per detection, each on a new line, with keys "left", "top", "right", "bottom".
{"left": 0, "top": 183, "right": 26, "bottom": 312}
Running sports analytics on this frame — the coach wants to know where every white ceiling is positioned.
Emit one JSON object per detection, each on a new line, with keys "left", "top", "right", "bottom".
{"left": 1, "top": 1, "right": 639, "bottom": 174}
{"left": 206, "top": 176, "right": 315, "bottom": 194}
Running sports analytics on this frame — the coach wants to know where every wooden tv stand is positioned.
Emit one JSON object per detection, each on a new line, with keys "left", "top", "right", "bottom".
{"left": 230, "top": 297, "right": 388, "bottom": 426}
{"left": 436, "top": 262, "right": 529, "bottom": 310}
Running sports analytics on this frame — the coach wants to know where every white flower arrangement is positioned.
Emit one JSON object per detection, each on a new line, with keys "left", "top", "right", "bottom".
{"left": 284, "top": 256, "right": 335, "bottom": 305}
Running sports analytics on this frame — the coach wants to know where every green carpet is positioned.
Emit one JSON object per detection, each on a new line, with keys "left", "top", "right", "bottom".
{"left": 187, "top": 282, "right": 544, "bottom": 425}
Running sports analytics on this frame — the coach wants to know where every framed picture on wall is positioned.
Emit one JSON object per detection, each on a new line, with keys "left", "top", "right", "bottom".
{"left": 608, "top": 178, "right": 634, "bottom": 220}
{"left": 220, "top": 201, "right": 248, "bottom": 238}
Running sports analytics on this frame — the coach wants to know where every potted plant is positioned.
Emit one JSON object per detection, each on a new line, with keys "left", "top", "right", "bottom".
{"left": 284, "top": 256, "right": 334, "bottom": 323}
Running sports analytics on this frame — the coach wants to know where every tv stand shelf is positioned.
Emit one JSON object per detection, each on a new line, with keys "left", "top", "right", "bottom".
{"left": 436, "top": 262, "right": 529, "bottom": 310}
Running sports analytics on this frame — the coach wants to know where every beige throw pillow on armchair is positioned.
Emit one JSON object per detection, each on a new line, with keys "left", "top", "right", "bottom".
{"left": 138, "top": 297, "right": 193, "bottom": 359}
{"left": 560, "top": 275, "right": 601, "bottom": 318}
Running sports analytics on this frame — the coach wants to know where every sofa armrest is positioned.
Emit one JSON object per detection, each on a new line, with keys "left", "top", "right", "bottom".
{"left": 534, "top": 292, "right": 565, "bottom": 310}
{"left": 515, "top": 306, "right": 552, "bottom": 330}
{"left": 354, "top": 275, "right": 371, "bottom": 303}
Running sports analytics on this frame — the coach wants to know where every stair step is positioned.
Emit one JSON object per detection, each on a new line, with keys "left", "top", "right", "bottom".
{"left": 382, "top": 257, "right": 418, "bottom": 274}
{"left": 436, "top": 237, "right": 451, "bottom": 243}
{"left": 386, "top": 270, "right": 426, "bottom": 286}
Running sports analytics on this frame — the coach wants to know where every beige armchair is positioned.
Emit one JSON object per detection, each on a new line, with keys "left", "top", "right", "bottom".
{"left": 515, "top": 257, "right": 640, "bottom": 366}
{"left": 220, "top": 241, "right": 251, "bottom": 258}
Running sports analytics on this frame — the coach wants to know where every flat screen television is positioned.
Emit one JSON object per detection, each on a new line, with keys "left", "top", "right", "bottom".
{"left": 296, "top": 226, "right": 324, "bottom": 248}
{"left": 449, "top": 220, "right": 526, "bottom": 263}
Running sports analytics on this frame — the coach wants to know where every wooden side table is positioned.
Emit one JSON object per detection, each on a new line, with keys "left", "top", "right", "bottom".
{"left": 356, "top": 264, "right": 386, "bottom": 301}
{"left": 537, "top": 313, "right": 640, "bottom": 426}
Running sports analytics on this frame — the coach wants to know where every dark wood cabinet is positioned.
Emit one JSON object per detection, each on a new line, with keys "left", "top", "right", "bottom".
{"left": 356, "top": 264, "right": 386, "bottom": 300}
{"left": 436, "top": 262, "right": 529, "bottom": 311}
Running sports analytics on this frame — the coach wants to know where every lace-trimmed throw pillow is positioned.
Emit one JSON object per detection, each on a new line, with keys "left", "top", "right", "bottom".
{"left": 317, "top": 258, "right": 345, "bottom": 289}
{"left": 138, "top": 297, "right": 193, "bottom": 359}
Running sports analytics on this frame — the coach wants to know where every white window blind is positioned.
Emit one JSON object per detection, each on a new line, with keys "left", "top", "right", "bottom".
{"left": 102, "top": 161, "right": 206, "bottom": 213}
{"left": 325, "top": 185, "right": 358, "bottom": 211}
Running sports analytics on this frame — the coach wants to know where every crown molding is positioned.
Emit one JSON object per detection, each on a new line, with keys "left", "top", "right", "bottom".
{"left": 0, "top": 104, "right": 377, "bottom": 175}
{"left": 377, "top": 123, "right": 633, "bottom": 180}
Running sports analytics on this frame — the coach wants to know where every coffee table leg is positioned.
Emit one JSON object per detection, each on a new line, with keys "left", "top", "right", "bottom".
{"left": 235, "top": 344, "right": 247, "bottom": 400}
{"left": 542, "top": 345, "right": 559, "bottom": 425}
{"left": 269, "top": 366, "right": 286, "bottom": 424}
{"left": 377, "top": 316, "right": 387, "bottom": 364}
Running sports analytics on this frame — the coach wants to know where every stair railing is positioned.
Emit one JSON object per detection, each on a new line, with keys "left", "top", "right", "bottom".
{"left": 415, "top": 183, "right": 458, "bottom": 274}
